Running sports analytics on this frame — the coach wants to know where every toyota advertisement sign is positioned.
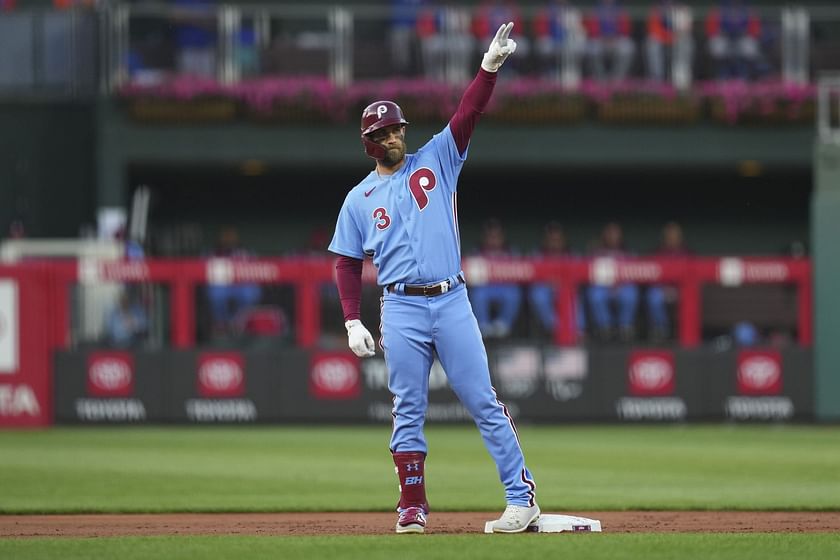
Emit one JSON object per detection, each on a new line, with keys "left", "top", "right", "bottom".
{"left": 54, "top": 351, "right": 164, "bottom": 423}
{"left": 724, "top": 349, "right": 803, "bottom": 421}
{"left": 736, "top": 350, "right": 783, "bottom": 395}
{"left": 617, "top": 350, "right": 688, "bottom": 421}
{"left": 309, "top": 353, "right": 361, "bottom": 400}
{"left": 0, "top": 280, "right": 18, "bottom": 374}
{"left": 196, "top": 353, "right": 246, "bottom": 398}
{"left": 52, "top": 346, "right": 813, "bottom": 423}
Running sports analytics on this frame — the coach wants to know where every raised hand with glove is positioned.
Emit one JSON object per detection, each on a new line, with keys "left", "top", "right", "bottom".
{"left": 481, "top": 22, "right": 518, "bottom": 73}
{"left": 345, "top": 319, "right": 375, "bottom": 357}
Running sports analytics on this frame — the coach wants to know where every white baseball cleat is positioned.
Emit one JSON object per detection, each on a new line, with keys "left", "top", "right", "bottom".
{"left": 489, "top": 504, "right": 541, "bottom": 533}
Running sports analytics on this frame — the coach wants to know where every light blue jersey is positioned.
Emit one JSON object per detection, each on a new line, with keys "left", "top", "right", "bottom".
{"left": 329, "top": 125, "right": 466, "bottom": 286}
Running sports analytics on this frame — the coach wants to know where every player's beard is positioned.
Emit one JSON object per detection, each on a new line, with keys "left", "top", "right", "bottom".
{"left": 379, "top": 139, "right": 406, "bottom": 169}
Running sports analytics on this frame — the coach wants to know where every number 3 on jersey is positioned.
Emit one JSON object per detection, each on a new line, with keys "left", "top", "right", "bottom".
{"left": 373, "top": 207, "right": 391, "bottom": 230}
{"left": 372, "top": 168, "right": 436, "bottom": 230}
{"left": 409, "top": 168, "right": 437, "bottom": 211}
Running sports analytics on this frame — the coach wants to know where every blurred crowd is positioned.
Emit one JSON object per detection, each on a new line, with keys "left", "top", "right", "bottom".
{"left": 468, "top": 218, "right": 689, "bottom": 344}
{"left": 465, "top": 218, "right": 802, "bottom": 348}
{"left": 398, "top": 0, "right": 772, "bottom": 85}
{"left": 95, "top": 0, "right": 788, "bottom": 87}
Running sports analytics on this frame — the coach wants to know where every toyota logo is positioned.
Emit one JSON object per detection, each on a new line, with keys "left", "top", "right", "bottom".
{"left": 738, "top": 357, "right": 780, "bottom": 390}
{"left": 312, "top": 359, "right": 358, "bottom": 392}
{"left": 199, "top": 359, "right": 243, "bottom": 391}
{"left": 630, "top": 358, "right": 673, "bottom": 390}
{"left": 89, "top": 359, "right": 132, "bottom": 391}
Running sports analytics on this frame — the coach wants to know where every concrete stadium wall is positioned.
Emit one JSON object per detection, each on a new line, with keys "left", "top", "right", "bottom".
{"left": 0, "top": 103, "right": 96, "bottom": 237}
{"left": 0, "top": 100, "right": 811, "bottom": 251}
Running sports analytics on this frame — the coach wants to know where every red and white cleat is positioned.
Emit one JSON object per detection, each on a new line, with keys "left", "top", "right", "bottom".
{"left": 395, "top": 506, "right": 427, "bottom": 534}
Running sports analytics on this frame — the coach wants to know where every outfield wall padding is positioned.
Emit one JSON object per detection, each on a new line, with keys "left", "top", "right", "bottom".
{"left": 53, "top": 346, "right": 813, "bottom": 424}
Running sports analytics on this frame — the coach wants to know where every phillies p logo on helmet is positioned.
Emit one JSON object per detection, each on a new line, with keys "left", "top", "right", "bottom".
{"left": 360, "top": 100, "right": 409, "bottom": 160}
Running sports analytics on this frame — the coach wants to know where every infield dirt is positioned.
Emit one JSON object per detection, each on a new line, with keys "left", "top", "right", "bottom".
{"left": 3, "top": 511, "right": 840, "bottom": 538}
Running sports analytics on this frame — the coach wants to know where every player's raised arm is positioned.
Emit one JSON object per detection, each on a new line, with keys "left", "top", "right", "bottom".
{"left": 449, "top": 22, "right": 518, "bottom": 155}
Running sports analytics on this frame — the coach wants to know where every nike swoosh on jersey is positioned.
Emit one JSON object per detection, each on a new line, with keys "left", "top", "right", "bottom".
{"left": 364, "top": 187, "right": 376, "bottom": 197}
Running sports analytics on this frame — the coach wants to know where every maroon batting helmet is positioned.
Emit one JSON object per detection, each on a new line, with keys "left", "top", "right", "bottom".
{"left": 360, "top": 100, "right": 409, "bottom": 160}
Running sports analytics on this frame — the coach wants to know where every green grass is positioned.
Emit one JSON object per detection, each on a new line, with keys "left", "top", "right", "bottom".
{"left": 1, "top": 534, "right": 839, "bottom": 560}
{"left": 0, "top": 425, "right": 839, "bottom": 513}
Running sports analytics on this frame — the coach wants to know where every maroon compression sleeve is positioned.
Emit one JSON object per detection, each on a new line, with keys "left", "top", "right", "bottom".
{"left": 335, "top": 255, "right": 363, "bottom": 322}
{"left": 449, "top": 68, "right": 497, "bottom": 155}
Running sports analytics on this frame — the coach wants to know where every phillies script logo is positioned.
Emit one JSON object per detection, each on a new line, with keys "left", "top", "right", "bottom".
{"left": 627, "top": 351, "right": 675, "bottom": 396}
{"left": 87, "top": 352, "right": 134, "bottom": 397}
{"left": 737, "top": 350, "right": 782, "bottom": 395}
{"left": 310, "top": 353, "right": 360, "bottom": 400}
{"left": 197, "top": 353, "right": 245, "bottom": 398}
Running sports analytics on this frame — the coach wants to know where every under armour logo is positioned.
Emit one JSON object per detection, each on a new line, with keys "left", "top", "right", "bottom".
{"left": 406, "top": 463, "right": 420, "bottom": 472}
{"left": 377, "top": 105, "right": 388, "bottom": 118}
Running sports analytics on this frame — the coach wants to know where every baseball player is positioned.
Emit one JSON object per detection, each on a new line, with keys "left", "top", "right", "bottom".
{"left": 328, "top": 22, "right": 538, "bottom": 534}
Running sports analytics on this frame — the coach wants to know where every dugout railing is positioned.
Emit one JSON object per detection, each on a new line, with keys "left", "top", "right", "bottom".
{"left": 0, "top": 256, "right": 812, "bottom": 427}
{"left": 36, "top": 255, "right": 812, "bottom": 349}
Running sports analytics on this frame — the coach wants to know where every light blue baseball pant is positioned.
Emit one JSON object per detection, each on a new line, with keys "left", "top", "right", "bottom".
{"left": 381, "top": 280, "right": 536, "bottom": 507}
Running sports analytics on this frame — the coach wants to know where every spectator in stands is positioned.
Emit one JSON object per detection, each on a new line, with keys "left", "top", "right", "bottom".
{"left": 416, "top": 1, "right": 473, "bottom": 83}
{"left": 705, "top": 0, "right": 761, "bottom": 80}
{"left": 533, "top": 0, "right": 586, "bottom": 86}
{"left": 390, "top": 0, "right": 427, "bottom": 75}
{"left": 415, "top": 2, "right": 443, "bottom": 81}
{"left": 646, "top": 221, "right": 690, "bottom": 342}
{"left": 585, "top": 0, "right": 635, "bottom": 82}
{"left": 105, "top": 292, "right": 149, "bottom": 348}
{"left": 414, "top": 2, "right": 440, "bottom": 81}
{"left": 732, "top": 320, "right": 759, "bottom": 346}
{"left": 472, "top": 0, "right": 528, "bottom": 76}
{"left": 206, "top": 226, "right": 262, "bottom": 337}
{"left": 235, "top": 22, "right": 260, "bottom": 78}
{"left": 172, "top": 0, "right": 217, "bottom": 79}
{"left": 470, "top": 219, "right": 523, "bottom": 339}
{"left": 587, "top": 221, "right": 639, "bottom": 342}
{"left": 528, "top": 222, "right": 585, "bottom": 339}
{"left": 645, "top": 0, "right": 694, "bottom": 85}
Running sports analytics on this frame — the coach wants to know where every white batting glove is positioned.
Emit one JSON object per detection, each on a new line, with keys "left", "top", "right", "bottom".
{"left": 345, "top": 319, "right": 375, "bottom": 357}
{"left": 481, "top": 22, "right": 517, "bottom": 73}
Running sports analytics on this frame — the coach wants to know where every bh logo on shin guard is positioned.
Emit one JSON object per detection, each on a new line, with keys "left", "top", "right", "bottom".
{"left": 405, "top": 476, "right": 424, "bottom": 485}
